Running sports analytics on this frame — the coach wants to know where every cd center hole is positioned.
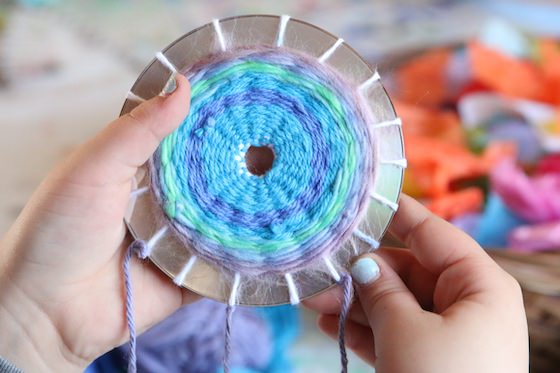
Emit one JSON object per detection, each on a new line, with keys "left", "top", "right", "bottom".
{"left": 245, "top": 145, "right": 275, "bottom": 176}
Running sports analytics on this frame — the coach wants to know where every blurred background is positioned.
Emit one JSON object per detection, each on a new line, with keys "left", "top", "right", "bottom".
{"left": 1, "top": 0, "right": 559, "bottom": 372}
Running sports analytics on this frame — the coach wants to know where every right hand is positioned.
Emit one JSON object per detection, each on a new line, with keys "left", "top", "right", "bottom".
{"left": 305, "top": 194, "right": 529, "bottom": 373}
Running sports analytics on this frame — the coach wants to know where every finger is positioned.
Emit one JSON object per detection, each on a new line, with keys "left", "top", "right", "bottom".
{"left": 303, "top": 285, "right": 344, "bottom": 314}
{"left": 348, "top": 302, "right": 369, "bottom": 327}
{"left": 376, "top": 247, "right": 437, "bottom": 311}
{"left": 389, "top": 195, "right": 509, "bottom": 312}
{"left": 318, "top": 314, "right": 376, "bottom": 366}
{"left": 389, "top": 194, "right": 494, "bottom": 275}
{"left": 303, "top": 285, "right": 369, "bottom": 326}
{"left": 304, "top": 248, "right": 437, "bottom": 322}
{"left": 351, "top": 253, "right": 427, "bottom": 334}
{"left": 61, "top": 74, "right": 191, "bottom": 186}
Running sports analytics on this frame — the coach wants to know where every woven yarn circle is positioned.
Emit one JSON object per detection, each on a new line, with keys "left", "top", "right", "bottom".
{"left": 150, "top": 47, "right": 376, "bottom": 274}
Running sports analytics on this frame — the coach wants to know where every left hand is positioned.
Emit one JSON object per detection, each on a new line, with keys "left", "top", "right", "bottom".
{"left": 0, "top": 74, "right": 198, "bottom": 372}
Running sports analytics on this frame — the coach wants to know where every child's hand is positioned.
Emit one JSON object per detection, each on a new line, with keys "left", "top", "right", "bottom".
{"left": 306, "top": 194, "right": 529, "bottom": 373}
{"left": 0, "top": 75, "right": 198, "bottom": 372}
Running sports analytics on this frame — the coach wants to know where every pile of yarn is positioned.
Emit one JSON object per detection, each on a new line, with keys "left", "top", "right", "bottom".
{"left": 389, "top": 19, "right": 560, "bottom": 251}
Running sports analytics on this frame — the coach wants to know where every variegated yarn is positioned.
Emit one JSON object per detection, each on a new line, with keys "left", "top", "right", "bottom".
{"left": 149, "top": 46, "right": 376, "bottom": 275}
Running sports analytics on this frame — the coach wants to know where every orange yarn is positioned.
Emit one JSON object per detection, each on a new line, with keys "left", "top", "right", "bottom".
{"left": 395, "top": 48, "right": 451, "bottom": 107}
{"left": 469, "top": 41, "right": 547, "bottom": 101}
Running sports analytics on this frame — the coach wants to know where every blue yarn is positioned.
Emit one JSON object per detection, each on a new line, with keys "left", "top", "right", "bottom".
{"left": 88, "top": 299, "right": 285, "bottom": 373}
{"left": 256, "top": 305, "right": 300, "bottom": 373}
{"left": 214, "top": 305, "right": 300, "bottom": 373}
{"left": 150, "top": 47, "right": 375, "bottom": 274}
{"left": 173, "top": 84, "right": 348, "bottom": 236}
{"left": 198, "top": 104, "right": 315, "bottom": 218}
{"left": 475, "top": 193, "right": 527, "bottom": 248}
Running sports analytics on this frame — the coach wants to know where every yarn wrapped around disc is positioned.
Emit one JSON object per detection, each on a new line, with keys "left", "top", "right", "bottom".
{"left": 149, "top": 46, "right": 376, "bottom": 275}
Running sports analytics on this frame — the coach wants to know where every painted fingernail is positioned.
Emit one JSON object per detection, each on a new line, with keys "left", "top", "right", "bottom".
{"left": 160, "top": 74, "right": 177, "bottom": 96}
{"left": 351, "top": 257, "right": 380, "bottom": 285}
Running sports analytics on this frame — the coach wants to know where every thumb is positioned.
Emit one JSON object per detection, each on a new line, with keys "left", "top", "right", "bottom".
{"left": 351, "top": 253, "right": 424, "bottom": 334}
{"left": 61, "top": 74, "right": 191, "bottom": 186}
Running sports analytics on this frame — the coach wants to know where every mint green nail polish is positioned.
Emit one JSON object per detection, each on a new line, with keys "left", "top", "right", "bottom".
{"left": 351, "top": 257, "right": 380, "bottom": 285}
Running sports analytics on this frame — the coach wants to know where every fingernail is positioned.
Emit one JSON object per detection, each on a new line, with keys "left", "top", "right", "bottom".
{"left": 160, "top": 74, "right": 177, "bottom": 96}
{"left": 351, "top": 257, "right": 380, "bottom": 285}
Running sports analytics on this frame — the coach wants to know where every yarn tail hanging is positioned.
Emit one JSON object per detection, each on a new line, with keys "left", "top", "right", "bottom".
{"left": 224, "top": 305, "right": 235, "bottom": 373}
{"left": 122, "top": 240, "right": 242, "bottom": 373}
{"left": 123, "top": 240, "right": 150, "bottom": 373}
{"left": 338, "top": 274, "right": 353, "bottom": 373}
{"left": 222, "top": 272, "right": 354, "bottom": 373}
{"left": 223, "top": 272, "right": 241, "bottom": 373}
{"left": 122, "top": 242, "right": 245, "bottom": 373}
{"left": 123, "top": 239, "right": 355, "bottom": 373}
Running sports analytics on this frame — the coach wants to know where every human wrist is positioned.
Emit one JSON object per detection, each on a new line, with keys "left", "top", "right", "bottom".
{"left": 0, "top": 267, "right": 86, "bottom": 372}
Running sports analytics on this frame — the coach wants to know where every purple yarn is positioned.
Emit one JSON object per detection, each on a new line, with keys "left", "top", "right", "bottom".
{"left": 123, "top": 241, "right": 272, "bottom": 373}
{"left": 338, "top": 274, "right": 353, "bottom": 373}
{"left": 224, "top": 305, "right": 234, "bottom": 373}
{"left": 485, "top": 113, "right": 542, "bottom": 165}
{"left": 123, "top": 240, "right": 149, "bottom": 373}
{"left": 124, "top": 240, "right": 357, "bottom": 373}
{"left": 451, "top": 212, "right": 482, "bottom": 237}
{"left": 133, "top": 300, "right": 271, "bottom": 373}
{"left": 124, "top": 301, "right": 271, "bottom": 372}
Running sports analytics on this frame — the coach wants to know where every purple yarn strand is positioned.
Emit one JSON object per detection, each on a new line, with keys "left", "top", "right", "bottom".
{"left": 224, "top": 304, "right": 235, "bottom": 373}
{"left": 338, "top": 274, "right": 353, "bottom": 373}
{"left": 123, "top": 240, "right": 148, "bottom": 373}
